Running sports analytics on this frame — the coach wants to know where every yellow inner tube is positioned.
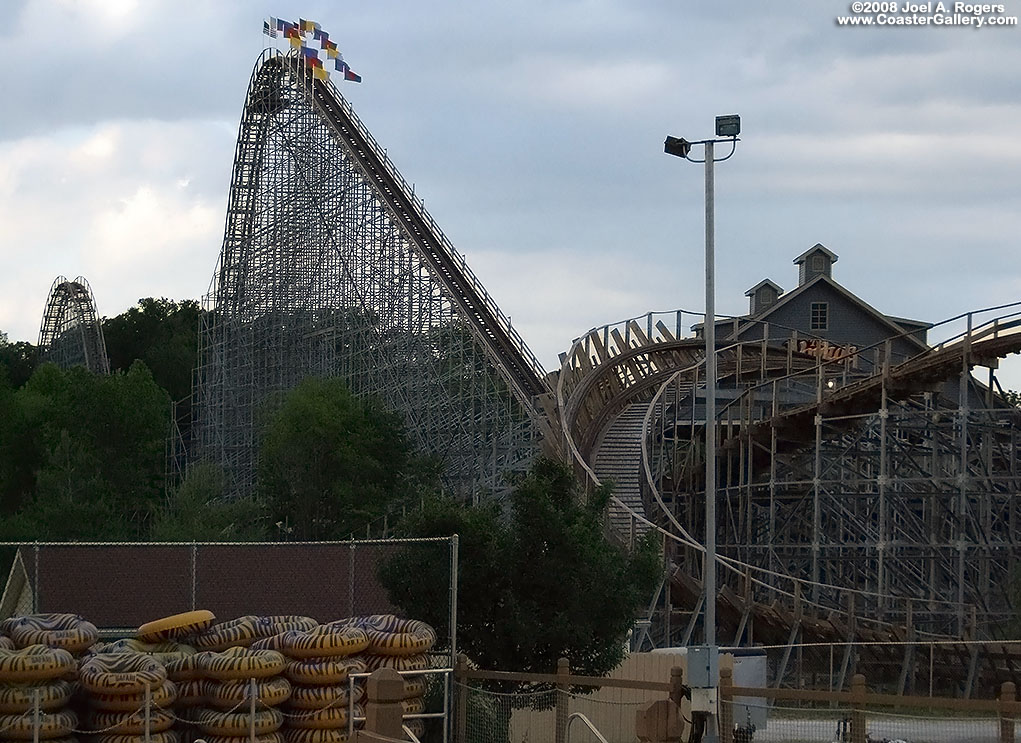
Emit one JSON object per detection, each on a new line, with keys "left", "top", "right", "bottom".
{"left": 280, "top": 627, "right": 368, "bottom": 659}
{"left": 6, "top": 614, "right": 98, "bottom": 655}
{"left": 207, "top": 676, "right": 292, "bottom": 709}
{"left": 191, "top": 616, "right": 260, "bottom": 651}
{"left": 175, "top": 679, "right": 208, "bottom": 706}
{"left": 0, "top": 679, "right": 74, "bottom": 713}
{"left": 196, "top": 707, "right": 283, "bottom": 736}
{"left": 356, "top": 616, "right": 436, "bottom": 657}
{"left": 0, "top": 645, "right": 76, "bottom": 683}
{"left": 88, "top": 679, "right": 178, "bottom": 712}
{"left": 79, "top": 652, "right": 167, "bottom": 694}
{"left": 0, "top": 709, "right": 77, "bottom": 740}
{"left": 287, "top": 684, "right": 350, "bottom": 710}
{"left": 136, "top": 610, "right": 215, "bottom": 643}
{"left": 253, "top": 616, "right": 318, "bottom": 638}
{"left": 363, "top": 653, "right": 429, "bottom": 673}
{"left": 284, "top": 657, "right": 365, "bottom": 685}
{"left": 285, "top": 705, "right": 357, "bottom": 731}
{"left": 94, "top": 638, "right": 195, "bottom": 666}
{"left": 90, "top": 709, "right": 174, "bottom": 735}
{"left": 199, "top": 647, "right": 286, "bottom": 680}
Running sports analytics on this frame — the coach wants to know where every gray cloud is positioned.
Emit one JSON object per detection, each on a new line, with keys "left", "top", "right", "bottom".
{"left": 1, "top": 0, "right": 1019, "bottom": 381}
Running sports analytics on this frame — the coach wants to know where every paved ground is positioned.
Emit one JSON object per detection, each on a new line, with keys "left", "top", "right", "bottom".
{"left": 753, "top": 716, "right": 1000, "bottom": 743}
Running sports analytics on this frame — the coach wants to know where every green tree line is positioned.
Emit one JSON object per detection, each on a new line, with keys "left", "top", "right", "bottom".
{"left": 0, "top": 298, "right": 661, "bottom": 691}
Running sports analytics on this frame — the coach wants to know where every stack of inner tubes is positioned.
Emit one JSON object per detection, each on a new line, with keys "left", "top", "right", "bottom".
{"left": 275, "top": 624, "right": 368, "bottom": 743}
{"left": 194, "top": 647, "right": 287, "bottom": 743}
{"left": 93, "top": 639, "right": 199, "bottom": 739}
{"left": 348, "top": 615, "right": 436, "bottom": 739}
{"left": 0, "top": 644, "right": 78, "bottom": 743}
{"left": 78, "top": 651, "right": 175, "bottom": 743}
{"left": 0, "top": 612, "right": 438, "bottom": 743}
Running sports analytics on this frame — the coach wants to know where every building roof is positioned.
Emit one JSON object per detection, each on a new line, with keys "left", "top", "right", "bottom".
{"left": 732, "top": 273, "right": 930, "bottom": 351}
{"left": 793, "top": 243, "right": 839, "bottom": 264}
{"left": 0, "top": 543, "right": 401, "bottom": 629}
{"left": 744, "top": 279, "right": 784, "bottom": 298}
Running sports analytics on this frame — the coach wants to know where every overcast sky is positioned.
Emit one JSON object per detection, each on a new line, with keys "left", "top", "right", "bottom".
{"left": 1, "top": 0, "right": 1019, "bottom": 384}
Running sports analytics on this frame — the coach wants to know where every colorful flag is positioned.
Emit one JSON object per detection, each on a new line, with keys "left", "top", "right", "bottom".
{"left": 264, "top": 19, "right": 361, "bottom": 83}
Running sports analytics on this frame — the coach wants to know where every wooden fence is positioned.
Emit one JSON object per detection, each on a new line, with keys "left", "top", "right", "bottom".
{"left": 720, "top": 665, "right": 1020, "bottom": 743}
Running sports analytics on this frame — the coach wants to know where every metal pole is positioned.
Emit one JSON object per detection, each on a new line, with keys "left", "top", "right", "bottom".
{"left": 704, "top": 140, "right": 717, "bottom": 650}
{"left": 450, "top": 534, "right": 459, "bottom": 668}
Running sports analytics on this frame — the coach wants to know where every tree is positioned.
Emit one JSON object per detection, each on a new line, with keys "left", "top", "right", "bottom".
{"left": 258, "top": 377, "right": 437, "bottom": 540}
{"left": 152, "top": 462, "right": 268, "bottom": 541}
{"left": 0, "top": 361, "right": 170, "bottom": 539}
{"left": 102, "top": 298, "right": 200, "bottom": 403}
{"left": 379, "top": 458, "right": 662, "bottom": 680}
{"left": 0, "top": 331, "right": 38, "bottom": 389}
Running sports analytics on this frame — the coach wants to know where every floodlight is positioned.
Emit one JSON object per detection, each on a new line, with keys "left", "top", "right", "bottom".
{"left": 664, "top": 136, "right": 691, "bottom": 159}
{"left": 715, "top": 114, "right": 740, "bottom": 137}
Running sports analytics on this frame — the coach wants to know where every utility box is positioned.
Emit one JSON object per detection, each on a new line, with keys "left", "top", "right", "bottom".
{"left": 727, "top": 648, "right": 768, "bottom": 731}
{"left": 687, "top": 645, "right": 720, "bottom": 688}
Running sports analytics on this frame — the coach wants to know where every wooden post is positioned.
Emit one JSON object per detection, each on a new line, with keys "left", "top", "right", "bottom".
{"left": 669, "top": 666, "right": 686, "bottom": 707}
{"left": 555, "top": 657, "right": 570, "bottom": 743}
{"left": 1000, "top": 680, "right": 1016, "bottom": 743}
{"left": 455, "top": 654, "right": 468, "bottom": 743}
{"left": 363, "top": 667, "right": 406, "bottom": 740}
{"left": 850, "top": 673, "right": 867, "bottom": 743}
{"left": 719, "top": 665, "right": 734, "bottom": 743}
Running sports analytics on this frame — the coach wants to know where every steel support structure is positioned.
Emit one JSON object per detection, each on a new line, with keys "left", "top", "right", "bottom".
{"left": 641, "top": 331, "right": 1021, "bottom": 640}
{"left": 194, "top": 51, "right": 549, "bottom": 498}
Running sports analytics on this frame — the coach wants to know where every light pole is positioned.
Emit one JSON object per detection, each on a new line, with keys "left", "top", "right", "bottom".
{"left": 664, "top": 114, "right": 740, "bottom": 741}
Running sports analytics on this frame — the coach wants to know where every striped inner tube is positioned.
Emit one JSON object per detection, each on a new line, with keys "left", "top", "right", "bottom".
{"left": 79, "top": 652, "right": 167, "bottom": 694}
{"left": 253, "top": 616, "right": 318, "bottom": 638}
{"left": 196, "top": 707, "right": 283, "bottom": 736}
{"left": 88, "top": 679, "right": 178, "bottom": 711}
{"left": 0, "top": 645, "right": 76, "bottom": 683}
{"left": 279, "top": 627, "right": 368, "bottom": 659}
{"left": 199, "top": 647, "right": 287, "bottom": 680}
{"left": 89, "top": 708, "right": 174, "bottom": 735}
{"left": 0, "top": 709, "right": 77, "bottom": 739}
{"left": 207, "top": 676, "right": 292, "bottom": 709}
{"left": 191, "top": 616, "right": 260, "bottom": 651}
{"left": 7, "top": 614, "right": 99, "bottom": 655}
{"left": 136, "top": 610, "right": 216, "bottom": 644}
{"left": 284, "top": 657, "right": 365, "bottom": 685}
{"left": 0, "top": 679, "right": 74, "bottom": 714}
{"left": 287, "top": 683, "right": 350, "bottom": 710}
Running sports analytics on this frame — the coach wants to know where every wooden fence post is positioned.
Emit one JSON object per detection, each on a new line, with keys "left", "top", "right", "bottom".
{"left": 455, "top": 654, "right": 468, "bottom": 743}
{"left": 669, "top": 666, "right": 686, "bottom": 707}
{"left": 850, "top": 673, "right": 867, "bottom": 743}
{"left": 555, "top": 657, "right": 570, "bottom": 743}
{"left": 1000, "top": 680, "right": 1016, "bottom": 743}
{"left": 719, "top": 665, "right": 734, "bottom": 743}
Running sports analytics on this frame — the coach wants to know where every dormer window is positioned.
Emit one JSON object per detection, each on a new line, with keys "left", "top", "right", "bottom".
{"left": 794, "top": 244, "right": 838, "bottom": 286}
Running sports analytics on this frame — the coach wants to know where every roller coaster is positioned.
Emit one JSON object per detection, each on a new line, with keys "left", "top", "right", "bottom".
{"left": 193, "top": 49, "right": 1021, "bottom": 695}
{"left": 37, "top": 275, "right": 110, "bottom": 375}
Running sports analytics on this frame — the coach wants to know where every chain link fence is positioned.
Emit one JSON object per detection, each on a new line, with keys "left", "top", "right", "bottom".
{"left": 0, "top": 538, "right": 457, "bottom": 659}
{"left": 723, "top": 698, "right": 1004, "bottom": 743}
